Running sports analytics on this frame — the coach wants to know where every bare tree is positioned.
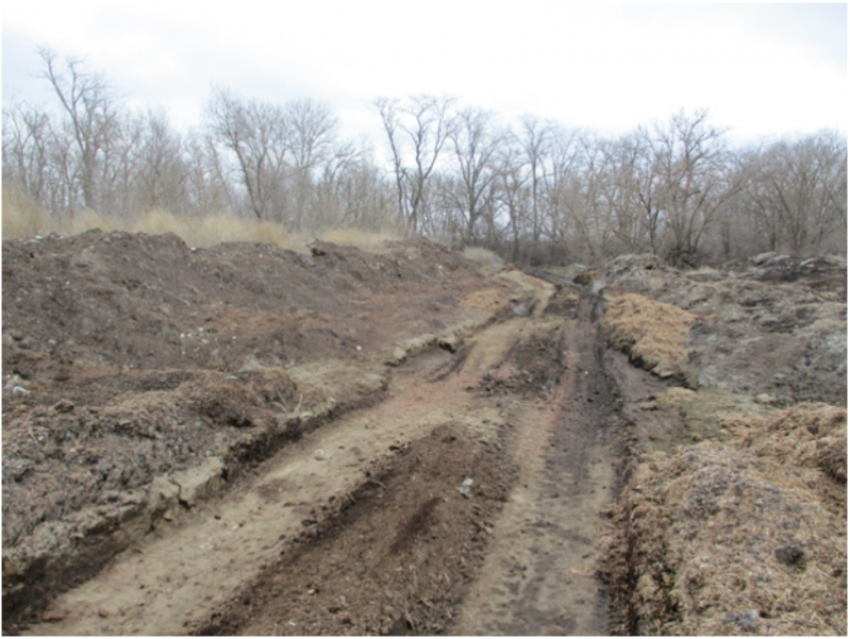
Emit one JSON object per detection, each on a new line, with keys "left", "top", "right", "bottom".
{"left": 594, "top": 134, "right": 650, "bottom": 254}
{"left": 183, "top": 129, "right": 236, "bottom": 216}
{"left": 2, "top": 100, "right": 52, "bottom": 206}
{"left": 446, "top": 107, "right": 503, "bottom": 245}
{"left": 516, "top": 116, "right": 555, "bottom": 252}
{"left": 494, "top": 142, "right": 531, "bottom": 262}
{"left": 373, "top": 94, "right": 455, "bottom": 234}
{"left": 284, "top": 99, "right": 338, "bottom": 228}
{"left": 759, "top": 131, "right": 846, "bottom": 256}
{"left": 637, "top": 110, "right": 738, "bottom": 265}
{"left": 205, "top": 87, "right": 290, "bottom": 221}
{"left": 38, "top": 47, "right": 122, "bottom": 212}
{"left": 132, "top": 108, "right": 189, "bottom": 213}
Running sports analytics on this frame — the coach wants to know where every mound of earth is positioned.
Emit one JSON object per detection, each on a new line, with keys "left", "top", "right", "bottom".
{"left": 3, "top": 238, "right": 846, "bottom": 637}
{"left": 2, "top": 230, "right": 533, "bottom": 624}
{"left": 601, "top": 403, "right": 846, "bottom": 635}
{"left": 600, "top": 252, "right": 847, "bottom": 407}
{"left": 580, "top": 253, "right": 847, "bottom": 636}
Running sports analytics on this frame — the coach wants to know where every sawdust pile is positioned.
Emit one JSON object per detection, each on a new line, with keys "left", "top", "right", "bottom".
{"left": 600, "top": 293, "right": 698, "bottom": 378}
{"left": 602, "top": 403, "right": 847, "bottom": 635}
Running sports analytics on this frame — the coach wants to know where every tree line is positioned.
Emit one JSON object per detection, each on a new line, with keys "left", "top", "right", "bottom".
{"left": 3, "top": 48, "right": 846, "bottom": 266}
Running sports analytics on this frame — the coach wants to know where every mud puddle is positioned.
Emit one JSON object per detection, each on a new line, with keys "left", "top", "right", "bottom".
{"left": 23, "top": 275, "right": 626, "bottom": 636}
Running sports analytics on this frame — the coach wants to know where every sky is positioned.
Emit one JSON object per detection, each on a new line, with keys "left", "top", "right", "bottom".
{"left": 2, "top": 1, "right": 847, "bottom": 150}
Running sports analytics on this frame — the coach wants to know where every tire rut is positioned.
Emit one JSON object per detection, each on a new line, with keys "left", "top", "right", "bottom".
{"left": 21, "top": 283, "right": 556, "bottom": 636}
{"left": 22, "top": 276, "right": 623, "bottom": 637}
{"left": 452, "top": 292, "right": 618, "bottom": 635}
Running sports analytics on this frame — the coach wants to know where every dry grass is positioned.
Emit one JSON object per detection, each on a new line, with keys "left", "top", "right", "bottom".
{"left": 602, "top": 403, "right": 847, "bottom": 636}
{"left": 133, "top": 209, "right": 304, "bottom": 251}
{"left": 1, "top": 195, "right": 398, "bottom": 253}
{"left": 2, "top": 183, "right": 51, "bottom": 238}
{"left": 600, "top": 293, "right": 698, "bottom": 377}
{"left": 320, "top": 228, "right": 397, "bottom": 253}
{"left": 462, "top": 246, "right": 505, "bottom": 271}
{"left": 727, "top": 402, "right": 848, "bottom": 486}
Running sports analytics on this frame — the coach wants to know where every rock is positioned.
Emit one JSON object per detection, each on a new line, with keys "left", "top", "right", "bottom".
{"left": 389, "top": 347, "right": 407, "bottom": 365}
{"left": 147, "top": 476, "right": 180, "bottom": 516}
{"left": 775, "top": 544, "right": 805, "bottom": 566}
{"left": 171, "top": 457, "right": 225, "bottom": 508}
{"left": 750, "top": 251, "right": 777, "bottom": 266}
{"left": 98, "top": 607, "right": 110, "bottom": 618}
{"left": 438, "top": 333, "right": 460, "bottom": 353}
{"left": 41, "top": 607, "right": 68, "bottom": 622}
{"left": 754, "top": 393, "right": 778, "bottom": 406}
{"left": 573, "top": 269, "right": 598, "bottom": 286}
{"left": 53, "top": 399, "right": 75, "bottom": 413}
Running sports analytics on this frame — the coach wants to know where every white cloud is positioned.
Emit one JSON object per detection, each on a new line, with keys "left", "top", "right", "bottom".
{"left": 3, "top": 1, "right": 846, "bottom": 144}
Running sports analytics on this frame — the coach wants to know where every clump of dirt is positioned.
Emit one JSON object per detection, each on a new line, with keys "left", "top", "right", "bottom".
{"left": 601, "top": 403, "right": 847, "bottom": 636}
{"left": 479, "top": 320, "right": 565, "bottom": 398}
{"left": 195, "top": 423, "right": 515, "bottom": 636}
{"left": 600, "top": 293, "right": 699, "bottom": 379}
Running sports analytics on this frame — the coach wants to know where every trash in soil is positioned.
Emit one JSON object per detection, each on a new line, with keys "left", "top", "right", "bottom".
{"left": 458, "top": 477, "right": 474, "bottom": 498}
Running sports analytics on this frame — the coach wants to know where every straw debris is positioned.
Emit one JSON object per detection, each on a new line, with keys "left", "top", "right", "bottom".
{"left": 602, "top": 402, "right": 847, "bottom": 635}
{"left": 600, "top": 293, "right": 699, "bottom": 378}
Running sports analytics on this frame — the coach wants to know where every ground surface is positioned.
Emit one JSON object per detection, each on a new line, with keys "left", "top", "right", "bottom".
{"left": 2, "top": 234, "right": 846, "bottom": 635}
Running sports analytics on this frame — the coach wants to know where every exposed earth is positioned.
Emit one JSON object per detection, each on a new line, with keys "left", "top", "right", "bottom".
{"left": 2, "top": 231, "right": 846, "bottom": 635}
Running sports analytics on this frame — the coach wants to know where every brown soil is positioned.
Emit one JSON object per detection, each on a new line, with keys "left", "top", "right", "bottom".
{"left": 3, "top": 238, "right": 846, "bottom": 636}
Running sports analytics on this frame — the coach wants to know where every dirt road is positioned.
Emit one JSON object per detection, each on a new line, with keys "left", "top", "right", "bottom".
{"left": 17, "top": 265, "right": 628, "bottom": 636}
{"left": 452, "top": 288, "right": 617, "bottom": 636}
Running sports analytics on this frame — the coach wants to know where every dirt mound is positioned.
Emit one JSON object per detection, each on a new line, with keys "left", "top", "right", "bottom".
{"left": 600, "top": 253, "right": 847, "bottom": 407}
{"left": 602, "top": 403, "right": 847, "bottom": 636}
{"left": 2, "top": 230, "right": 530, "bottom": 626}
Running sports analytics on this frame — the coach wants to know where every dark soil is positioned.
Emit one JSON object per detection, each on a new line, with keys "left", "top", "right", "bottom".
{"left": 2, "top": 230, "right": 522, "bottom": 630}
{"left": 3, "top": 235, "right": 845, "bottom": 637}
{"left": 195, "top": 424, "right": 515, "bottom": 636}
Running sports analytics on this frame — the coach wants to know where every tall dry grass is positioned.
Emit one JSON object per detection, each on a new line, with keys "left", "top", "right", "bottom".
{"left": 1, "top": 187, "right": 398, "bottom": 253}
{"left": 2, "top": 183, "right": 51, "bottom": 238}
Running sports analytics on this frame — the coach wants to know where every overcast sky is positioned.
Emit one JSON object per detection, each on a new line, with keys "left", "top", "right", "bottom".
{"left": 2, "top": 1, "right": 847, "bottom": 149}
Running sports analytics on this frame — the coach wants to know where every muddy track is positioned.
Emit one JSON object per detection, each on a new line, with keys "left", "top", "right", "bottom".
{"left": 452, "top": 289, "right": 618, "bottom": 635}
{"left": 21, "top": 276, "right": 625, "bottom": 636}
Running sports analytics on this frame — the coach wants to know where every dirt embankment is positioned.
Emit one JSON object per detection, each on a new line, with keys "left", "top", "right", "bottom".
{"left": 587, "top": 253, "right": 847, "bottom": 636}
{"left": 2, "top": 231, "right": 530, "bottom": 630}
{"left": 2, "top": 236, "right": 845, "bottom": 637}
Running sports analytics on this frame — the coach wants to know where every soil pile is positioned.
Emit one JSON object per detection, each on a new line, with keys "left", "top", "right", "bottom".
{"left": 3, "top": 237, "right": 846, "bottom": 636}
{"left": 590, "top": 253, "right": 847, "bottom": 636}
{"left": 601, "top": 252, "right": 847, "bottom": 407}
{"left": 602, "top": 403, "right": 846, "bottom": 635}
{"left": 1, "top": 230, "right": 525, "bottom": 625}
